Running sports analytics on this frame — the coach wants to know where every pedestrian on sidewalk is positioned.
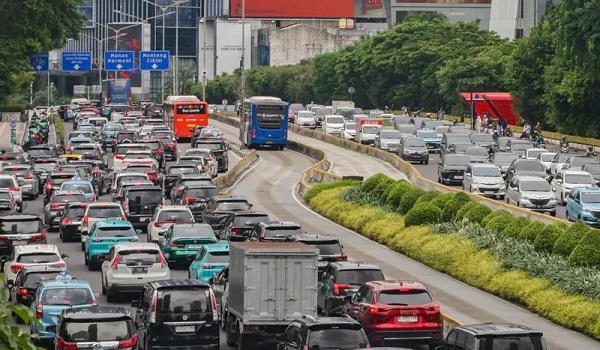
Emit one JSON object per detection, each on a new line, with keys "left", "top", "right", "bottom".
{"left": 475, "top": 114, "right": 482, "bottom": 133}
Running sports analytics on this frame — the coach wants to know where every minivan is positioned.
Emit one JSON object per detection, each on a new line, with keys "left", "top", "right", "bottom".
{"left": 436, "top": 323, "right": 547, "bottom": 350}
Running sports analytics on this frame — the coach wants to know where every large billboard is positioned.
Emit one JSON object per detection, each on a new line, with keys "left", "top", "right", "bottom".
{"left": 229, "top": 0, "right": 354, "bottom": 18}
{"left": 107, "top": 23, "right": 143, "bottom": 87}
{"left": 355, "top": 0, "right": 386, "bottom": 18}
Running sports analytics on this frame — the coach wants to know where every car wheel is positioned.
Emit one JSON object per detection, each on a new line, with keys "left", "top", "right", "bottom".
{"left": 566, "top": 210, "right": 570, "bottom": 221}
{"left": 550, "top": 212, "right": 556, "bottom": 217}
{"left": 221, "top": 310, "right": 227, "bottom": 331}
{"left": 81, "top": 242, "right": 85, "bottom": 251}
{"left": 84, "top": 255, "right": 89, "bottom": 266}
{"left": 225, "top": 314, "right": 237, "bottom": 346}
{"left": 102, "top": 279, "right": 107, "bottom": 295}
{"left": 106, "top": 289, "right": 115, "bottom": 303}
{"left": 425, "top": 160, "right": 429, "bottom": 165}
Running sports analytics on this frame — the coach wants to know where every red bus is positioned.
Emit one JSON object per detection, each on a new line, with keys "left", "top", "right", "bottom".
{"left": 164, "top": 95, "right": 209, "bottom": 140}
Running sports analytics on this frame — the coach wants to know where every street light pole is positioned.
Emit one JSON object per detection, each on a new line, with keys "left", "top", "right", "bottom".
{"left": 240, "top": 0, "right": 246, "bottom": 116}
{"left": 202, "top": 4, "right": 207, "bottom": 102}
{"left": 174, "top": 2, "right": 180, "bottom": 95}
{"left": 161, "top": 6, "right": 167, "bottom": 102}
{"left": 470, "top": 90, "right": 475, "bottom": 130}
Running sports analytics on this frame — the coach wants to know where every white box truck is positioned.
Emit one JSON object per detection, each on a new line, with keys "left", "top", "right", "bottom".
{"left": 224, "top": 242, "right": 319, "bottom": 349}
{"left": 332, "top": 100, "right": 355, "bottom": 116}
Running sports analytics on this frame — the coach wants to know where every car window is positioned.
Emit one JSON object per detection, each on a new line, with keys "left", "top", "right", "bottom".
{"left": 216, "top": 201, "right": 251, "bottom": 211}
{"left": 127, "top": 190, "right": 162, "bottom": 204}
{"left": 206, "top": 251, "right": 229, "bottom": 263}
{"left": 61, "top": 319, "right": 132, "bottom": 342}
{"left": 334, "top": 269, "right": 384, "bottom": 285}
{"left": 23, "top": 272, "right": 61, "bottom": 289}
{"left": 66, "top": 207, "right": 86, "bottom": 219}
{"left": 17, "top": 253, "right": 60, "bottom": 263}
{"left": 120, "top": 250, "right": 161, "bottom": 264}
{"left": 168, "top": 167, "right": 197, "bottom": 175}
{"left": 308, "top": 326, "right": 366, "bottom": 348}
{"left": 157, "top": 288, "right": 210, "bottom": 313}
{"left": 87, "top": 207, "right": 123, "bottom": 218}
{"left": 377, "top": 289, "right": 433, "bottom": 305}
{"left": 173, "top": 226, "right": 215, "bottom": 239}
{"left": 0, "top": 178, "right": 16, "bottom": 188}
{"left": 264, "top": 226, "right": 303, "bottom": 238}
{"left": 95, "top": 226, "right": 135, "bottom": 237}
{"left": 53, "top": 194, "right": 88, "bottom": 203}
{"left": 42, "top": 288, "right": 93, "bottom": 305}
{"left": 233, "top": 215, "right": 270, "bottom": 227}
{"left": 305, "top": 241, "right": 342, "bottom": 255}
{"left": 0, "top": 219, "right": 43, "bottom": 234}
{"left": 157, "top": 210, "right": 193, "bottom": 222}
{"left": 61, "top": 183, "right": 93, "bottom": 194}
{"left": 565, "top": 174, "right": 593, "bottom": 184}
{"left": 187, "top": 187, "right": 219, "bottom": 199}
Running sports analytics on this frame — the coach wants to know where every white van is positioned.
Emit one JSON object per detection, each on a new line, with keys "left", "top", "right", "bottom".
{"left": 70, "top": 98, "right": 90, "bottom": 105}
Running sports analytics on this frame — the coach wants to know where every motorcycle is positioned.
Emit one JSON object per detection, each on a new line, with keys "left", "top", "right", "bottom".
{"left": 560, "top": 144, "right": 570, "bottom": 153}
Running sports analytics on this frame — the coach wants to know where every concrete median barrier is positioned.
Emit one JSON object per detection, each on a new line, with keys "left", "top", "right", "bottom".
{"left": 212, "top": 149, "right": 259, "bottom": 191}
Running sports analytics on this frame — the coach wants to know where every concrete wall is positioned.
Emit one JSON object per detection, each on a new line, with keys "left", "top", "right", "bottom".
{"left": 389, "top": 3, "right": 491, "bottom": 30}
{"left": 268, "top": 21, "right": 366, "bottom": 66}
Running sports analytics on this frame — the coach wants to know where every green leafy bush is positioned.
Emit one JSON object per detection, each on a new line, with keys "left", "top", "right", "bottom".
{"left": 481, "top": 210, "right": 511, "bottom": 227}
{"left": 405, "top": 202, "right": 442, "bottom": 227}
{"left": 304, "top": 179, "right": 361, "bottom": 202}
{"left": 374, "top": 177, "right": 395, "bottom": 200}
{"left": 553, "top": 222, "right": 589, "bottom": 256}
{"left": 361, "top": 173, "right": 391, "bottom": 193}
{"left": 385, "top": 180, "right": 414, "bottom": 208}
{"left": 501, "top": 217, "right": 531, "bottom": 238}
{"left": 399, "top": 188, "right": 425, "bottom": 214}
{"left": 54, "top": 114, "right": 65, "bottom": 147}
{"left": 415, "top": 190, "right": 442, "bottom": 205}
{"left": 382, "top": 180, "right": 403, "bottom": 203}
{"left": 455, "top": 201, "right": 478, "bottom": 221}
{"left": 441, "top": 192, "right": 471, "bottom": 222}
{"left": 534, "top": 222, "right": 568, "bottom": 253}
{"left": 568, "top": 230, "right": 600, "bottom": 267}
{"left": 431, "top": 193, "right": 454, "bottom": 210}
{"left": 485, "top": 213, "right": 516, "bottom": 233}
{"left": 463, "top": 203, "right": 493, "bottom": 224}
{"left": 519, "top": 221, "right": 546, "bottom": 242}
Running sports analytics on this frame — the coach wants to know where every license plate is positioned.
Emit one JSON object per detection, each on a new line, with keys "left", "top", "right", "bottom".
{"left": 397, "top": 316, "right": 418, "bottom": 323}
{"left": 175, "top": 325, "right": 195, "bottom": 333}
{"left": 454, "top": 176, "right": 463, "bottom": 179}
{"left": 140, "top": 217, "right": 151, "bottom": 222}
{"left": 187, "top": 244, "right": 202, "bottom": 249}
{"left": 427, "top": 145, "right": 434, "bottom": 149}
{"left": 318, "top": 261, "right": 329, "bottom": 267}
{"left": 266, "top": 141, "right": 273, "bottom": 144}
{"left": 132, "top": 267, "right": 148, "bottom": 274}
{"left": 12, "top": 240, "right": 28, "bottom": 245}
{"left": 485, "top": 191, "right": 494, "bottom": 194}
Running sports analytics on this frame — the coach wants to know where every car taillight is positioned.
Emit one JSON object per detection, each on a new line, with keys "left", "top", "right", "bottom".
{"left": 231, "top": 227, "right": 241, "bottom": 234}
{"left": 90, "top": 195, "right": 95, "bottom": 201}
{"left": 18, "top": 287, "right": 28, "bottom": 297}
{"left": 184, "top": 197, "right": 196, "bottom": 205}
{"left": 36, "top": 302, "right": 43, "bottom": 318}
{"left": 169, "top": 241, "right": 185, "bottom": 247}
{"left": 159, "top": 254, "right": 168, "bottom": 268}
{"left": 63, "top": 217, "right": 71, "bottom": 224}
{"left": 51, "top": 203, "right": 61, "bottom": 209}
{"left": 167, "top": 144, "right": 175, "bottom": 149}
{"left": 66, "top": 146, "right": 72, "bottom": 153}
{"left": 31, "top": 229, "right": 46, "bottom": 242}
{"left": 336, "top": 255, "right": 348, "bottom": 261}
{"left": 117, "top": 334, "right": 138, "bottom": 350}
{"left": 124, "top": 201, "right": 130, "bottom": 211}
{"left": 114, "top": 154, "right": 124, "bottom": 160}
{"left": 332, "top": 283, "right": 351, "bottom": 296}
{"left": 45, "top": 181, "right": 52, "bottom": 190}
{"left": 149, "top": 292, "right": 157, "bottom": 323}
{"left": 154, "top": 221, "right": 166, "bottom": 227}
{"left": 209, "top": 288, "right": 218, "bottom": 321}
{"left": 83, "top": 216, "right": 89, "bottom": 225}
{"left": 154, "top": 148, "right": 163, "bottom": 155}
{"left": 93, "top": 168, "right": 99, "bottom": 175}
{"left": 24, "top": 174, "right": 33, "bottom": 179}
{"left": 56, "top": 336, "right": 78, "bottom": 350}
{"left": 110, "top": 253, "right": 120, "bottom": 269}
{"left": 9, "top": 187, "right": 19, "bottom": 191}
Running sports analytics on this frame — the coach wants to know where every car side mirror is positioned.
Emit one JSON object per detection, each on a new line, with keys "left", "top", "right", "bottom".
{"left": 0, "top": 256, "right": 8, "bottom": 262}
{"left": 97, "top": 254, "right": 107, "bottom": 261}
{"left": 556, "top": 179, "right": 563, "bottom": 184}
{"left": 7, "top": 279, "right": 14, "bottom": 286}
{"left": 131, "top": 300, "right": 139, "bottom": 308}
{"left": 47, "top": 325, "right": 56, "bottom": 334}
{"left": 61, "top": 253, "right": 69, "bottom": 260}
{"left": 135, "top": 229, "right": 142, "bottom": 235}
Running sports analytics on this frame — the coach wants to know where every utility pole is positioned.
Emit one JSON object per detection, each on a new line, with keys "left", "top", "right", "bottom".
{"left": 240, "top": 0, "right": 246, "bottom": 116}
{"left": 202, "top": 2, "right": 207, "bottom": 102}
{"left": 174, "top": 2, "right": 180, "bottom": 95}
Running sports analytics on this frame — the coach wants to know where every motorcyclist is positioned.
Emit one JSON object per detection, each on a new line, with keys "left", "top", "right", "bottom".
{"left": 533, "top": 131, "right": 544, "bottom": 147}
{"left": 522, "top": 122, "right": 531, "bottom": 139}
{"left": 561, "top": 136, "right": 569, "bottom": 153}
{"left": 586, "top": 146, "right": 597, "bottom": 158}
{"left": 55, "top": 267, "right": 73, "bottom": 280}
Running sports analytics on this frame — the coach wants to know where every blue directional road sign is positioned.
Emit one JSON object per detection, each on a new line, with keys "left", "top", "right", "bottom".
{"left": 104, "top": 51, "right": 135, "bottom": 71}
{"left": 62, "top": 52, "right": 92, "bottom": 72}
{"left": 140, "top": 51, "right": 170, "bottom": 71}
{"left": 30, "top": 53, "right": 49, "bottom": 72}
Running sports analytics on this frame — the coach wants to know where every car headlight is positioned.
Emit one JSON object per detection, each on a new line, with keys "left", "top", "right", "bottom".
{"left": 521, "top": 195, "right": 530, "bottom": 200}
{"left": 420, "top": 150, "right": 429, "bottom": 155}
{"left": 582, "top": 207, "right": 591, "bottom": 212}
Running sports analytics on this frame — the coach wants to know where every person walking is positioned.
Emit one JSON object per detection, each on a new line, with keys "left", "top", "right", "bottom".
{"left": 475, "top": 114, "right": 482, "bottom": 133}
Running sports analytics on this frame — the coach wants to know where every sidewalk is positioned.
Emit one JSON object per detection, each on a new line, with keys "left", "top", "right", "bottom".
{"left": 0, "top": 122, "right": 27, "bottom": 150}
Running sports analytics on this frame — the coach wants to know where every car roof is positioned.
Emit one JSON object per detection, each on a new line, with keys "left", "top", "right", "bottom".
{"left": 293, "top": 233, "right": 339, "bottom": 242}
{"left": 469, "top": 163, "right": 500, "bottom": 169}
{"left": 559, "top": 170, "right": 593, "bottom": 175}
{"left": 148, "top": 279, "right": 210, "bottom": 290}
{"left": 330, "top": 261, "right": 381, "bottom": 270}
{"left": 94, "top": 220, "right": 132, "bottom": 228}
{"left": 14, "top": 244, "right": 59, "bottom": 253}
{"left": 211, "top": 195, "right": 247, "bottom": 201}
{"left": 39, "top": 279, "right": 92, "bottom": 288}
{"left": 204, "top": 242, "right": 230, "bottom": 252}
{"left": 113, "top": 243, "right": 160, "bottom": 252}
{"left": 366, "top": 280, "right": 427, "bottom": 291}
{"left": 87, "top": 202, "right": 123, "bottom": 208}
{"left": 158, "top": 205, "right": 190, "bottom": 211}
{"left": 261, "top": 220, "right": 301, "bottom": 228}
{"left": 297, "top": 315, "right": 360, "bottom": 327}
{"left": 456, "top": 323, "right": 542, "bottom": 336}
{"left": 61, "top": 306, "right": 132, "bottom": 320}
{"left": 0, "top": 214, "right": 41, "bottom": 220}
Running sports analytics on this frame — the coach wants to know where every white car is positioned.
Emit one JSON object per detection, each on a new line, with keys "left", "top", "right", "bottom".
{"left": 537, "top": 152, "right": 557, "bottom": 172}
{"left": 138, "top": 126, "right": 156, "bottom": 138}
{"left": 550, "top": 170, "right": 595, "bottom": 205}
{"left": 550, "top": 153, "right": 577, "bottom": 175}
{"left": 506, "top": 175, "right": 557, "bottom": 216}
{"left": 113, "top": 144, "right": 150, "bottom": 173}
{"left": 147, "top": 206, "right": 195, "bottom": 243}
{"left": 111, "top": 172, "right": 150, "bottom": 196}
{"left": 295, "top": 111, "right": 316, "bottom": 128}
{"left": 343, "top": 122, "right": 356, "bottom": 140}
{"left": 178, "top": 155, "right": 217, "bottom": 178}
{"left": 123, "top": 120, "right": 141, "bottom": 132}
{"left": 100, "top": 243, "right": 170, "bottom": 302}
{"left": 3, "top": 244, "right": 69, "bottom": 283}
{"left": 80, "top": 202, "right": 126, "bottom": 249}
{"left": 122, "top": 150, "right": 159, "bottom": 170}
{"left": 525, "top": 148, "right": 547, "bottom": 160}
{"left": 462, "top": 163, "right": 506, "bottom": 199}
{"left": 321, "top": 115, "right": 346, "bottom": 137}
{"left": 0, "top": 174, "right": 22, "bottom": 212}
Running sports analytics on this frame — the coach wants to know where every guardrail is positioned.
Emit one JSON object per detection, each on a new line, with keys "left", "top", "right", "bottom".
{"left": 442, "top": 315, "right": 462, "bottom": 335}
{"left": 212, "top": 148, "right": 259, "bottom": 191}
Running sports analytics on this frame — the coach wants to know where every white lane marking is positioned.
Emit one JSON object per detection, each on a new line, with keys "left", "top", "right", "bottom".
{"left": 229, "top": 150, "right": 241, "bottom": 160}
{"left": 223, "top": 156, "right": 263, "bottom": 193}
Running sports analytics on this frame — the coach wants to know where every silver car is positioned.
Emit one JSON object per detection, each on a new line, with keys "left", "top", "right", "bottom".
{"left": 0, "top": 165, "right": 39, "bottom": 199}
{"left": 464, "top": 146, "right": 490, "bottom": 163}
{"left": 550, "top": 170, "right": 595, "bottom": 205}
{"left": 374, "top": 129, "right": 402, "bottom": 152}
{"left": 295, "top": 111, "right": 316, "bottom": 128}
{"left": 462, "top": 163, "right": 505, "bottom": 199}
{"left": 506, "top": 175, "right": 557, "bottom": 216}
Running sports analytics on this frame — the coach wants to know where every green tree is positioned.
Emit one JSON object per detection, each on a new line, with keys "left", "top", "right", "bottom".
{"left": 0, "top": 277, "right": 40, "bottom": 349}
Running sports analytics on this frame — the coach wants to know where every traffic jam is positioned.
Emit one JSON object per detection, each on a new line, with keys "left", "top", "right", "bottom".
{"left": 2, "top": 98, "right": 549, "bottom": 350}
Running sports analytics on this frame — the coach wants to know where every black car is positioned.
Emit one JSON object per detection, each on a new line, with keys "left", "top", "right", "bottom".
{"left": 582, "top": 163, "right": 600, "bottom": 186}
{"left": 122, "top": 185, "right": 163, "bottom": 231}
{"left": 55, "top": 306, "right": 137, "bottom": 349}
{"left": 59, "top": 202, "right": 88, "bottom": 242}
{"left": 131, "top": 279, "right": 219, "bottom": 350}
{"left": 8, "top": 265, "right": 64, "bottom": 318}
{"left": 169, "top": 173, "right": 213, "bottom": 203}
{"left": 194, "top": 138, "right": 229, "bottom": 172}
{"left": 32, "top": 158, "right": 64, "bottom": 191}
{"left": 55, "top": 164, "right": 94, "bottom": 184}
{"left": 277, "top": 315, "right": 368, "bottom": 350}
{"left": 178, "top": 184, "right": 219, "bottom": 221}
{"left": 200, "top": 195, "right": 252, "bottom": 231}
{"left": 246, "top": 221, "right": 303, "bottom": 242}
{"left": 317, "top": 261, "right": 385, "bottom": 317}
{"left": 44, "top": 191, "right": 88, "bottom": 230}
{"left": 505, "top": 158, "right": 548, "bottom": 184}
{"left": 0, "top": 214, "right": 46, "bottom": 257}
{"left": 43, "top": 172, "right": 78, "bottom": 202}
{"left": 71, "top": 160, "right": 111, "bottom": 195}
{"left": 492, "top": 136, "right": 513, "bottom": 154}
{"left": 436, "top": 323, "right": 547, "bottom": 350}
{"left": 114, "top": 130, "right": 137, "bottom": 147}
{"left": 287, "top": 234, "right": 346, "bottom": 275}
{"left": 156, "top": 135, "right": 178, "bottom": 161}
{"left": 437, "top": 154, "right": 470, "bottom": 185}
{"left": 28, "top": 145, "right": 58, "bottom": 159}
{"left": 136, "top": 138, "right": 166, "bottom": 169}
{"left": 398, "top": 137, "right": 429, "bottom": 164}
{"left": 164, "top": 165, "right": 203, "bottom": 198}
{"left": 220, "top": 211, "right": 270, "bottom": 242}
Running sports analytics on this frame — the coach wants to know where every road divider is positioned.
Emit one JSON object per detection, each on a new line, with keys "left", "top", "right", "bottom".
{"left": 212, "top": 146, "right": 259, "bottom": 191}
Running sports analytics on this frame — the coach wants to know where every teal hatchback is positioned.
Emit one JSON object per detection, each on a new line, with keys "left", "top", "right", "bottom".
{"left": 84, "top": 220, "right": 140, "bottom": 270}
{"left": 188, "top": 242, "right": 229, "bottom": 282}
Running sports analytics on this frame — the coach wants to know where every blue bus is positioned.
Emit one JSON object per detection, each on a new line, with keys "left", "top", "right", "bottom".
{"left": 239, "top": 96, "right": 289, "bottom": 150}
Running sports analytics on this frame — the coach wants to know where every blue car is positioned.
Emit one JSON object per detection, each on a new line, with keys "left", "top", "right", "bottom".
{"left": 415, "top": 129, "right": 441, "bottom": 153}
{"left": 30, "top": 279, "right": 96, "bottom": 345}
{"left": 102, "top": 122, "right": 125, "bottom": 151}
{"left": 566, "top": 186, "right": 600, "bottom": 227}
{"left": 84, "top": 220, "right": 140, "bottom": 270}
{"left": 59, "top": 180, "right": 96, "bottom": 202}
{"left": 188, "top": 242, "right": 229, "bottom": 282}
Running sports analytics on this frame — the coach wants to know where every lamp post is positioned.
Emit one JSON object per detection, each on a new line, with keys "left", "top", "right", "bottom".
{"left": 202, "top": 4, "right": 207, "bottom": 101}
{"left": 240, "top": 0, "right": 246, "bottom": 119}
{"left": 70, "top": 33, "right": 125, "bottom": 90}
{"left": 49, "top": 82, "right": 54, "bottom": 105}
{"left": 470, "top": 91, "right": 475, "bottom": 131}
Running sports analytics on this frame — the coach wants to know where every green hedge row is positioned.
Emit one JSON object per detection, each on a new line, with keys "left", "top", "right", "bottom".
{"left": 348, "top": 173, "right": 600, "bottom": 268}
{"left": 0, "top": 104, "right": 26, "bottom": 113}
{"left": 53, "top": 114, "right": 65, "bottom": 147}
{"left": 306, "top": 185, "right": 600, "bottom": 340}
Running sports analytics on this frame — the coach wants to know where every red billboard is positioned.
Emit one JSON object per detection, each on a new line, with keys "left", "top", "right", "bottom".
{"left": 395, "top": 0, "right": 491, "bottom": 3}
{"left": 230, "top": 0, "right": 355, "bottom": 18}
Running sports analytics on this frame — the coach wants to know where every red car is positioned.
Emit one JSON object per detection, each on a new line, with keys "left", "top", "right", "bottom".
{"left": 342, "top": 280, "right": 443, "bottom": 349}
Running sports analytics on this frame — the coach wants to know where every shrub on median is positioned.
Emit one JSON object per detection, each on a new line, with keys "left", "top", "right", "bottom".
{"left": 405, "top": 202, "right": 442, "bottom": 227}
{"left": 374, "top": 177, "right": 395, "bottom": 200}
{"left": 553, "top": 221, "right": 589, "bottom": 257}
{"left": 568, "top": 230, "right": 600, "bottom": 267}
{"left": 501, "top": 217, "right": 531, "bottom": 239}
{"left": 431, "top": 193, "right": 454, "bottom": 210}
{"left": 519, "top": 221, "right": 546, "bottom": 243}
{"left": 481, "top": 209, "right": 511, "bottom": 227}
{"left": 361, "top": 173, "right": 391, "bottom": 193}
{"left": 415, "top": 190, "right": 442, "bottom": 205}
{"left": 441, "top": 192, "right": 471, "bottom": 222}
{"left": 304, "top": 179, "right": 361, "bottom": 202}
{"left": 534, "top": 222, "right": 568, "bottom": 253}
{"left": 399, "top": 188, "right": 425, "bottom": 214}
{"left": 462, "top": 203, "right": 492, "bottom": 224}
{"left": 455, "top": 201, "right": 478, "bottom": 221}
{"left": 385, "top": 180, "right": 414, "bottom": 208}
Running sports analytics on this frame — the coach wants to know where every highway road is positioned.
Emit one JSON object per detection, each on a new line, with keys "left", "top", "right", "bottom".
{"left": 21, "top": 119, "right": 600, "bottom": 349}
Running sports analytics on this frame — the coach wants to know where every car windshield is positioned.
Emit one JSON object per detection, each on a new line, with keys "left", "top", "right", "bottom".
{"left": 41, "top": 288, "right": 93, "bottom": 305}
{"left": 87, "top": 207, "right": 123, "bottom": 218}
{"left": 264, "top": 227, "right": 303, "bottom": 238}
{"left": 125, "top": 153, "right": 152, "bottom": 159}
{"left": 512, "top": 142, "right": 533, "bottom": 151}
{"left": 157, "top": 289, "right": 210, "bottom": 314}
{"left": 494, "top": 154, "right": 519, "bottom": 166}
{"left": 380, "top": 131, "right": 401, "bottom": 139}
{"left": 0, "top": 178, "right": 16, "bottom": 187}
{"left": 140, "top": 142, "right": 161, "bottom": 151}
{"left": 95, "top": 226, "right": 135, "bottom": 237}
{"left": 418, "top": 131, "right": 437, "bottom": 138}
{"left": 187, "top": 187, "right": 219, "bottom": 198}
{"left": 120, "top": 250, "right": 161, "bottom": 264}
{"left": 195, "top": 142, "right": 222, "bottom": 150}
{"left": 54, "top": 194, "right": 87, "bottom": 203}
{"left": 157, "top": 211, "right": 193, "bottom": 222}
{"left": 33, "top": 162, "right": 57, "bottom": 172}
{"left": 466, "top": 148, "right": 488, "bottom": 156}
{"left": 0, "top": 219, "right": 43, "bottom": 234}
{"left": 66, "top": 207, "right": 86, "bottom": 220}
{"left": 117, "top": 133, "right": 135, "bottom": 142}
{"left": 581, "top": 192, "right": 600, "bottom": 203}
{"left": 17, "top": 253, "right": 60, "bottom": 263}
{"left": 521, "top": 181, "right": 551, "bottom": 192}
{"left": 377, "top": 289, "right": 433, "bottom": 305}
{"left": 473, "top": 167, "right": 501, "bottom": 177}
{"left": 335, "top": 269, "right": 385, "bottom": 285}
{"left": 23, "top": 272, "right": 61, "bottom": 289}
{"left": 61, "top": 319, "right": 131, "bottom": 343}
{"left": 104, "top": 124, "right": 122, "bottom": 131}
{"left": 61, "top": 184, "right": 93, "bottom": 194}
{"left": 169, "top": 167, "right": 197, "bottom": 175}
{"left": 1, "top": 169, "right": 30, "bottom": 177}
{"left": 233, "top": 215, "right": 270, "bottom": 227}
{"left": 127, "top": 190, "right": 162, "bottom": 205}
{"left": 308, "top": 327, "right": 366, "bottom": 348}
{"left": 540, "top": 153, "right": 557, "bottom": 162}
{"left": 181, "top": 179, "right": 211, "bottom": 187}
{"left": 345, "top": 123, "right": 356, "bottom": 130}
{"left": 126, "top": 166, "right": 153, "bottom": 173}
{"left": 327, "top": 116, "right": 345, "bottom": 124}
{"left": 527, "top": 149, "right": 545, "bottom": 158}
{"left": 516, "top": 161, "right": 544, "bottom": 172}
{"left": 447, "top": 136, "right": 471, "bottom": 144}
{"left": 297, "top": 111, "right": 313, "bottom": 118}
{"left": 307, "top": 241, "right": 342, "bottom": 255}
{"left": 405, "top": 139, "right": 426, "bottom": 147}
{"left": 471, "top": 134, "right": 494, "bottom": 142}
{"left": 174, "top": 226, "right": 215, "bottom": 239}
{"left": 28, "top": 149, "right": 52, "bottom": 157}
{"left": 445, "top": 156, "right": 470, "bottom": 166}
{"left": 557, "top": 154, "right": 576, "bottom": 163}
{"left": 572, "top": 157, "right": 598, "bottom": 167}
{"left": 216, "top": 201, "right": 251, "bottom": 211}
{"left": 565, "top": 174, "right": 593, "bottom": 184}
{"left": 116, "top": 146, "right": 148, "bottom": 155}
{"left": 491, "top": 336, "right": 545, "bottom": 350}
{"left": 362, "top": 126, "right": 381, "bottom": 134}
{"left": 206, "top": 251, "right": 229, "bottom": 264}
{"left": 118, "top": 175, "right": 147, "bottom": 184}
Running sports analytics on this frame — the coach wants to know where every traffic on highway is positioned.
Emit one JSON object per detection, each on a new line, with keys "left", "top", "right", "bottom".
{"left": 0, "top": 96, "right": 593, "bottom": 350}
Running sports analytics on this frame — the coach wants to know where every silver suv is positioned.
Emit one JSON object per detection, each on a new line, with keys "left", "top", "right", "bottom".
{"left": 506, "top": 175, "right": 557, "bottom": 216}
